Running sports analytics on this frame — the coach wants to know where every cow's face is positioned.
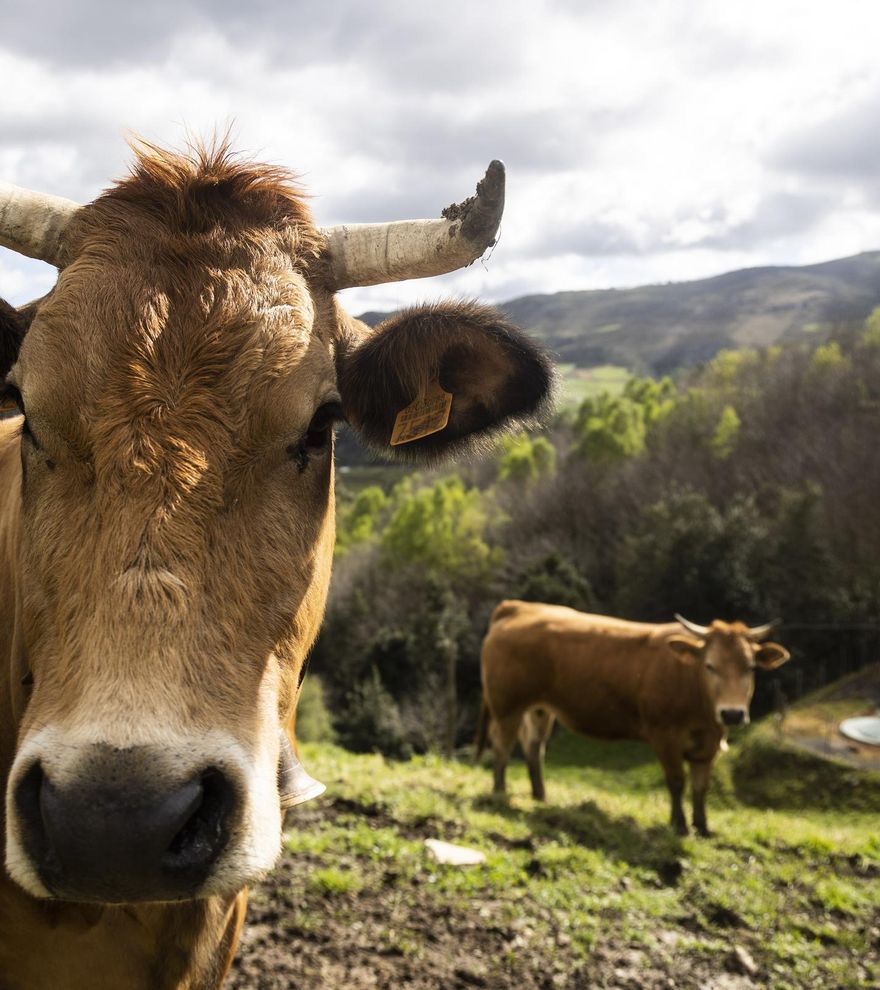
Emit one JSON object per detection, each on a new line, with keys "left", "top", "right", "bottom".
{"left": 1, "top": 146, "right": 551, "bottom": 903}
{"left": 666, "top": 621, "right": 790, "bottom": 727}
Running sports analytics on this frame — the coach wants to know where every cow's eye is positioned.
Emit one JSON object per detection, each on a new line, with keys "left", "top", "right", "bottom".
{"left": 704, "top": 663, "right": 718, "bottom": 675}
{"left": 0, "top": 383, "right": 24, "bottom": 417}
{"left": 287, "top": 401, "right": 345, "bottom": 470}
{"left": 303, "top": 402, "right": 344, "bottom": 453}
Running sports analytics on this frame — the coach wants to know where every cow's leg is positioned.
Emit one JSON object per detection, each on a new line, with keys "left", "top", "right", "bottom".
{"left": 490, "top": 712, "right": 521, "bottom": 794}
{"left": 653, "top": 739, "right": 688, "bottom": 835}
{"left": 518, "top": 707, "right": 555, "bottom": 801}
{"left": 689, "top": 758, "right": 715, "bottom": 837}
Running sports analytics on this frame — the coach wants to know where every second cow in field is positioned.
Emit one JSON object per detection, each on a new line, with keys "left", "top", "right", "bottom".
{"left": 477, "top": 602, "right": 790, "bottom": 835}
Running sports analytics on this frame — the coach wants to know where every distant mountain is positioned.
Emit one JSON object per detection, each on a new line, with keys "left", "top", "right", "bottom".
{"left": 359, "top": 251, "right": 880, "bottom": 374}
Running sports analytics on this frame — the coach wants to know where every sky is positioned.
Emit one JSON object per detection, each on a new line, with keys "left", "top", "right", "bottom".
{"left": 2, "top": 0, "right": 880, "bottom": 314}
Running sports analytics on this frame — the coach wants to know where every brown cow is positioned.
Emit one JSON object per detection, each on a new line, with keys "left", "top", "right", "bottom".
{"left": 0, "top": 142, "right": 552, "bottom": 989}
{"left": 478, "top": 602, "right": 790, "bottom": 836}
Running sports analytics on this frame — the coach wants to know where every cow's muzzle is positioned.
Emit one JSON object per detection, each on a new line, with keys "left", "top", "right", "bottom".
{"left": 719, "top": 707, "right": 748, "bottom": 727}
{"left": 14, "top": 746, "right": 237, "bottom": 903}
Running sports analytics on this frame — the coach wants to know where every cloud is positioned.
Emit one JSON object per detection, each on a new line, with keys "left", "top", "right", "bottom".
{"left": 2, "top": 0, "right": 880, "bottom": 315}
{"left": 770, "top": 90, "right": 880, "bottom": 183}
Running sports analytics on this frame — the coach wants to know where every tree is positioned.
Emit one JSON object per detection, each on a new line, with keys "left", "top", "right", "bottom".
{"left": 710, "top": 404, "right": 741, "bottom": 459}
{"left": 381, "top": 476, "right": 501, "bottom": 582}
{"left": 336, "top": 485, "right": 387, "bottom": 555}
{"left": 574, "top": 394, "right": 647, "bottom": 462}
{"left": 498, "top": 432, "right": 556, "bottom": 482}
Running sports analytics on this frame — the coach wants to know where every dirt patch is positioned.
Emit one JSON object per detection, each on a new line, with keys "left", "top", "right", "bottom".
{"left": 227, "top": 873, "right": 730, "bottom": 990}
{"left": 228, "top": 806, "right": 763, "bottom": 990}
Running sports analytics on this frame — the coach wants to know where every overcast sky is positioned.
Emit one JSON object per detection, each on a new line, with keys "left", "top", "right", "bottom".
{"left": 2, "top": 0, "right": 880, "bottom": 314}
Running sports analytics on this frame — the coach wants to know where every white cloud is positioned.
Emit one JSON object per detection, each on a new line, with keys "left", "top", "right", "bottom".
{"left": 2, "top": 0, "right": 880, "bottom": 313}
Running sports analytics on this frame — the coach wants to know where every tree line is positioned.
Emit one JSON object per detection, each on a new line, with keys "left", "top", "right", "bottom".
{"left": 307, "top": 310, "right": 880, "bottom": 755}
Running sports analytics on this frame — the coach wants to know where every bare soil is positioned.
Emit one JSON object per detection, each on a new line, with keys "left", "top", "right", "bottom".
{"left": 227, "top": 800, "right": 762, "bottom": 990}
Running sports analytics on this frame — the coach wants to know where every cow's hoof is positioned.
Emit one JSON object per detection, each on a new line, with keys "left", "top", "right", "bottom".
{"left": 695, "top": 825, "right": 712, "bottom": 838}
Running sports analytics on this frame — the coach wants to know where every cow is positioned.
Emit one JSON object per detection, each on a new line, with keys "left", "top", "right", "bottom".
{"left": 0, "top": 141, "right": 553, "bottom": 990}
{"left": 477, "top": 602, "right": 790, "bottom": 836}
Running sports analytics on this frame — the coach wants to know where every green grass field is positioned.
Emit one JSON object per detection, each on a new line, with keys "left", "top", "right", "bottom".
{"left": 229, "top": 724, "right": 880, "bottom": 989}
{"left": 557, "top": 363, "right": 630, "bottom": 408}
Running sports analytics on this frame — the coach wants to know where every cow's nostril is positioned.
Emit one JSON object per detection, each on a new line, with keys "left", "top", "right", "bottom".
{"left": 164, "top": 769, "right": 235, "bottom": 872}
{"left": 12, "top": 753, "right": 238, "bottom": 902}
{"left": 14, "top": 761, "right": 51, "bottom": 871}
{"left": 720, "top": 708, "right": 746, "bottom": 726}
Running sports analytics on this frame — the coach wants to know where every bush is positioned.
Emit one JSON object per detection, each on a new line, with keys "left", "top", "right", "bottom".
{"left": 296, "top": 675, "right": 336, "bottom": 744}
{"left": 334, "top": 667, "right": 412, "bottom": 760}
{"left": 514, "top": 553, "right": 596, "bottom": 611}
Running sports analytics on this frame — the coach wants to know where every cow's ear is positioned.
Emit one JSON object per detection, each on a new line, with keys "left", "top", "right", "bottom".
{"left": 0, "top": 298, "right": 28, "bottom": 379}
{"left": 666, "top": 635, "right": 704, "bottom": 664}
{"left": 338, "top": 302, "right": 554, "bottom": 462}
{"left": 755, "top": 642, "right": 790, "bottom": 670}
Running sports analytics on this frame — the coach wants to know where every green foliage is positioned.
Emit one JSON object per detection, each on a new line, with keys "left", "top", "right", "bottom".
{"left": 573, "top": 376, "right": 676, "bottom": 463}
{"left": 498, "top": 432, "right": 556, "bottom": 482}
{"left": 707, "top": 347, "right": 761, "bottom": 386}
{"left": 574, "top": 393, "right": 647, "bottom": 462}
{"left": 710, "top": 403, "right": 741, "bottom": 459}
{"left": 296, "top": 675, "right": 335, "bottom": 744}
{"left": 334, "top": 667, "right": 412, "bottom": 759}
{"left": 616, "top": 490, "right": 768, "bottom": 620}
{"left": 336, "top": 485, "right": 387, "bottom": 555}
{"left": 622, "top": 374, "right": 675, "bottom": 422}
{"left": 862, "top": 305, "right": 880, "bottom": 347}
{"left": 381, "top": 476, "right": 501, "bottom": 582}
{"left": 809, "top": 340, "right": 846, "bottom": 373}
{"left": 513, "top": 552, "right": 595, "bottom": 611}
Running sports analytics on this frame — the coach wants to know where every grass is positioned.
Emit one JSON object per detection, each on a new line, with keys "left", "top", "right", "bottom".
{"left": 275, "top": 725, "right": 880, "bottom": 989}
{"left": 557, "top": 363, "right": 630, "bottom": 408}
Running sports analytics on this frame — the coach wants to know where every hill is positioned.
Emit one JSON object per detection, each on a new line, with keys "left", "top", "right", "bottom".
{"left": 360, "top": 251, "right": 880, "bottom": 375}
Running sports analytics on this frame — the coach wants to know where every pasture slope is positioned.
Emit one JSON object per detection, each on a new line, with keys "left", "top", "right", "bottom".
{"left": 229, "top": 725, "right": 879, "bottom": 989}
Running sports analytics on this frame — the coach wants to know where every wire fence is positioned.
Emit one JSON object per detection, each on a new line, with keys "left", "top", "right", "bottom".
{"left": 752, "top": 622, "right": 880, "bottom": 717}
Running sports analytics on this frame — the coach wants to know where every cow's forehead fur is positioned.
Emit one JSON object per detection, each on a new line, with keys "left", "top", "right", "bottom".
{"left": 704, "top": 621, "right": 754, "bottom": 668}
{"left": 18, "top": 141, "right": 341, "bottom": 476}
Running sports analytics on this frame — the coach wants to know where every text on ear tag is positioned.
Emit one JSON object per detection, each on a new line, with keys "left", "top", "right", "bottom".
{"left": 390, "top": 379, "right": 452, "bottom": 446}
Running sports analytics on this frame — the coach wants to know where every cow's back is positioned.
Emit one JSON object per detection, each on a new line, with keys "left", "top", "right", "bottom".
{"left": 481, "top": 601, "right": 682, "bottom": 740}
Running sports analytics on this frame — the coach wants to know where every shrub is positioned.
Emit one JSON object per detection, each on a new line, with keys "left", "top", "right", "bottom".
{"left": 296, "top": 675, "right": 336, "bottom": 744}
{"left": 334, "top": 667, "right": 412, "bottom": 759}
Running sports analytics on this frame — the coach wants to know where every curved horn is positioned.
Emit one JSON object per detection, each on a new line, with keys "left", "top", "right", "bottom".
{"left": 748, "top": 619, "right": 782, "bottom": 641}
{"left": 674, "top": 613, "right": 710, "bottom": 638}
{"left": 320, "top": 160, "right": 505, "bottom": 290}
{"left": 0, "top": 182, "right": 81, "bottom": 267}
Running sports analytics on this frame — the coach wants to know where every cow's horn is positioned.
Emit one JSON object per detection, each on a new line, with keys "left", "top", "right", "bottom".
{"left": 278, "top": 733, "right": 326, "bottom": 809}
{"left": 675, "top": 614, "right": 710, "bottom": 637}
{"left": 0, "top": 181, "right": 81, "bottom": 267}
{"left": 320, "top": 160, "right": 505, "bottom": 290}
{"left": 748, "top": 619, "right": 781, "bottom": 641}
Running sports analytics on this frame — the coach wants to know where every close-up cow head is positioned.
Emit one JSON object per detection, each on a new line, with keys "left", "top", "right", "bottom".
{"left": 0, "top": 142, "right": 552, "bottom": 905}
{"left": 665, "top": 615, "right": 790, "bottom": 727}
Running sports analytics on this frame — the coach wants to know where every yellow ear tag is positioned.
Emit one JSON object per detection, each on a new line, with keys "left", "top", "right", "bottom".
{"left": 390, "top": 379, "right": 453, "bottom": 446}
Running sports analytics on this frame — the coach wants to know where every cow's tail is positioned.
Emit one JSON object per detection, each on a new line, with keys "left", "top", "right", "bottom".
{"left": 474, "top": 695, "right": 491, "bottom": 763}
